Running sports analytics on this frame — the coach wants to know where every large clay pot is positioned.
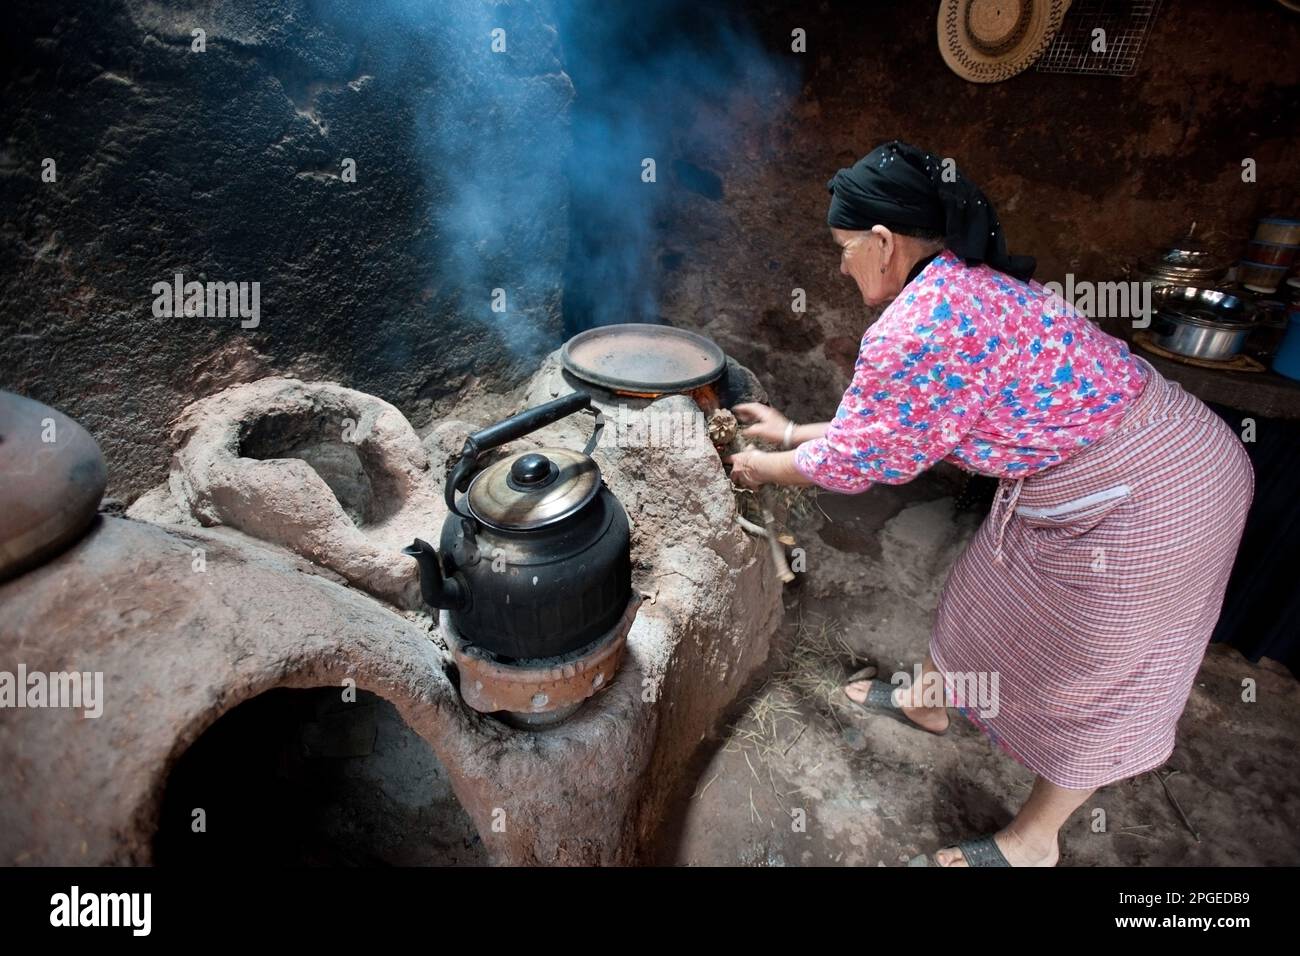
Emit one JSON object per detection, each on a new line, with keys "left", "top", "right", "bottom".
{"left": 0, "top": 391, "right": 107, "bottom": 581}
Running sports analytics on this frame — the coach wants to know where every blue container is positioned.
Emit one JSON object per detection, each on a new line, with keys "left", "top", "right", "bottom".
{"left": 1272, "top": 310, "right": 1300, "bottom": 382}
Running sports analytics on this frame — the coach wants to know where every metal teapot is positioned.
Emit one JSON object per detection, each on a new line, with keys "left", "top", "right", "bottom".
{"left": 402, "top": 392, "right": 631, "bottom": 661}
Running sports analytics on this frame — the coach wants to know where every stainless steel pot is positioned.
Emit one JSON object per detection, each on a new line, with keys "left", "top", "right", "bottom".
{"left": 1153, "top": 311, "right": 1253, "bottom": 360}
{"left": 1152, "top": 286, "right": 1256, "bottom": 360}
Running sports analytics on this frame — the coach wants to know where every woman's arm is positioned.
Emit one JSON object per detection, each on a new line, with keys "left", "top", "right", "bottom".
{"left": 732, "top": 403, "right": 828, "bottom": 448}
{"left": 792, "top": 422, "right": 829, "bottom": 444}
{"left": 723, "top": 408, "right": 827, "bottom": 487}
{"left": 737, "top": 283, "right": 1008, "bottom": 491}
{"left": 725, "top": 448, "right": 814, "bottom": 488}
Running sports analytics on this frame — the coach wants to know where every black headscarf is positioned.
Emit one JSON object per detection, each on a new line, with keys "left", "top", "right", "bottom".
{"left": 826, "top": 140, "right": 1035, "bottom": 281}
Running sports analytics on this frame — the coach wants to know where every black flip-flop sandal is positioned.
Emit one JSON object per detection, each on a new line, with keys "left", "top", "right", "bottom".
{"left": 842, "top": 679, "right": 949, "bottom": 736}
{"left": 939, "top": 834, "right": 1011, "bottom": 867}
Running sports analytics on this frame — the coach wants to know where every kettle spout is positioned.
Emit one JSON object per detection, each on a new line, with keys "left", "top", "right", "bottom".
{"left": 401, "top": 538, "right": 467, "bottom": 610}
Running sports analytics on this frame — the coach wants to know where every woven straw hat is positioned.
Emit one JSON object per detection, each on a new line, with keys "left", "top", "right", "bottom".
{"left": 938, "top": 0, "right": 1073, "bottom": 84}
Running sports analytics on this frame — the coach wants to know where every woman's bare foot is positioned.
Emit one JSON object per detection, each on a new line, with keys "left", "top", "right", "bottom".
{"left": 934, "top": 828, "right": 1060, "bottom": 867}
{"left": 843, "top": 680, "right": 950, "bottom": 734}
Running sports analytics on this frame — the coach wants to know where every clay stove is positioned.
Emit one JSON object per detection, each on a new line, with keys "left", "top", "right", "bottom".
{"left": 1, "top": 350, "right": 783, "bottom": 866}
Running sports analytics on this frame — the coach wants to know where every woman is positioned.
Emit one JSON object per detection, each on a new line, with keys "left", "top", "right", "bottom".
{"left": 726, "top": 141, "right": 1254, "bottom": 867}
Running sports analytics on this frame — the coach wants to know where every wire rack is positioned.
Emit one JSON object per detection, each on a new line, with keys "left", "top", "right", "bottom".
{"left": 1034, "top": 0, "right": 1163, "bottom": 76}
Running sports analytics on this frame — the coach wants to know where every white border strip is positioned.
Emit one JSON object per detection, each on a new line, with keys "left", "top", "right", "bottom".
{"left": 1014, "top": 484, "right": 1132, "bottom": 520}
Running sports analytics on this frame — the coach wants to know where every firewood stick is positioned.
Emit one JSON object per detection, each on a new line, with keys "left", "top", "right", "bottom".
{"left": 707, "top": 407, "right": 795, "bottom": 584}
{"left": 760, "top": 498, "right": 795, "bottom": 583}
{"left": 731, "top": 435, "right": 794, "bottom": 584}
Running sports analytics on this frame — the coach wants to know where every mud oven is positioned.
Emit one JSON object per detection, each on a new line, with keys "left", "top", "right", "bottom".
{"left": 0, "top": 349, "right": 783, "bottom": 866}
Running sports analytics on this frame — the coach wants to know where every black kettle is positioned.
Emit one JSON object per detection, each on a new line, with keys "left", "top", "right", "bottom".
{"left": 403, "top": 392, "right": 631, "bottom": 661}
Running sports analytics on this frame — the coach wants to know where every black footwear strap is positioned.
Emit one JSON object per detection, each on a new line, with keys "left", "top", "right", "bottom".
{"left": 865, "top": 680, "right": 900, "bottom": 710}
{"left": 955, "top": 835, "right": 1012, "bottom": 867}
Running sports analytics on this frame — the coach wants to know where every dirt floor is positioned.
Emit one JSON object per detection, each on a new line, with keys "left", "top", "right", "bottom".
{"left": 656, "top": 473, "right": 1300, "bottom": 866}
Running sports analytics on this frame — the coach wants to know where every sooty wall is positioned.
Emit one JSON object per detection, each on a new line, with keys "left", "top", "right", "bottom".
{"left": 1, "top": 0, "right": 572, "bottom": 500}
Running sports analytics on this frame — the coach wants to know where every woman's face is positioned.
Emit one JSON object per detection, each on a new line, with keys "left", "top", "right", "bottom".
{"left": 833, "top": 226, "right": 896, "bottom": 306}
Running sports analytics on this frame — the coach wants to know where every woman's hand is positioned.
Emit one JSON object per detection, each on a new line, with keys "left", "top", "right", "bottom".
{"left": 733, "top": 403, "right": 789, "bottom": 445}
{"left": 723, "top": 447, "right": 768, "bottom": 488}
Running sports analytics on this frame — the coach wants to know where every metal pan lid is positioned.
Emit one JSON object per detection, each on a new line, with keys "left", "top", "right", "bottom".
{"left": 1158, "top": 308, "right": 1256, "bottom": 331}
{"left": 561, "top": 323, "right": 725, "bottom": 394}
{"left": 1139, "top": 258, "right": 1226, "bottom": 279}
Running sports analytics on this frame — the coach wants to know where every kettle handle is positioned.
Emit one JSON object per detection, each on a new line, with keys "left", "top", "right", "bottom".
{"left": 445, "top": 391, "right": 595, "bottom": 518}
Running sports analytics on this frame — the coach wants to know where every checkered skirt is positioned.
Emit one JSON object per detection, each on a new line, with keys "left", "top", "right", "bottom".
{"left": 930, "top": 359, "right": 1254, "bottom": 788}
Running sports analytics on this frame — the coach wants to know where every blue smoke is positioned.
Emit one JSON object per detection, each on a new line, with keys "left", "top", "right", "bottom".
{"left": 556, "top": 1, "right": 795, "bottom": 335}
{"left": 309, "top": 0, "right": 794, "bottom": 357}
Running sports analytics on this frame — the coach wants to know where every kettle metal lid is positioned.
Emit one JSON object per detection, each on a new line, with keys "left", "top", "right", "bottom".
{"left": 466, "top": 448, "right": 601, "bottom": 531}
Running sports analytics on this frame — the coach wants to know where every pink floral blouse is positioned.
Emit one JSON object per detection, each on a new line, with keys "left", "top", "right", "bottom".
{"left": 793, "top": 251, "right": 1147, "bottom": 493}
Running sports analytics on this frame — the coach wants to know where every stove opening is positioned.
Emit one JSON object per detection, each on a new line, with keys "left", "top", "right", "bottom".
{"left": 153, "top": 688, "right": 485, "bottom": 866}
{"left": 239, "top": 410, "right": 402, "bottom": 528}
